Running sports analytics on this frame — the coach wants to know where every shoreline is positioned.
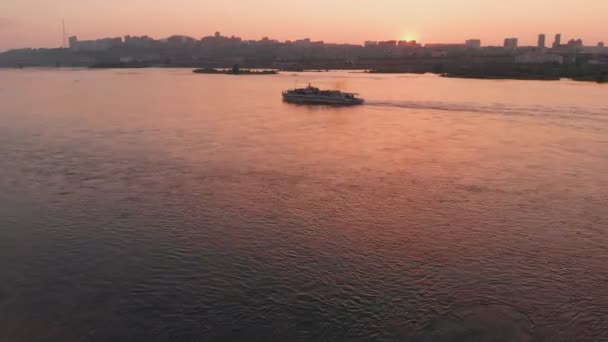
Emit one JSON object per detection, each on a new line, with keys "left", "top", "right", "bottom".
{"left": 2, "top": 66, "right": 606, "bottom": 83}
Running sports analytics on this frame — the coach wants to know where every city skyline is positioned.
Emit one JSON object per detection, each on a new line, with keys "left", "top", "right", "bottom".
{"left": 66, "top": 30, "right": 602, "bottom": 48}
{"left": 4, "top": 29, "right": 606, "bottom": 53}
{"left": 1, "top": 0, "right": 607, "bottom": 51}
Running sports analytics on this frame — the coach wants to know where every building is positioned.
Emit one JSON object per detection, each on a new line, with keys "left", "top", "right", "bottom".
{"left": 465, "top": 39, "right": 481, "bottom": 49}
{"left": 364, "top": 41, "right": 378, "bottom": 47}
{"left": 166, "top": 35, "right": 197, "bottom": 47}
{"left": 378, "top": 40, "right": 397, "bottom": 48}
{"left": 68, "top": 36, "right": 123, "bottom": 51}
{"left": 258, "top": 37, "right": 279, "bottom": 45}
{"left": 424, "top": 43, "right": 467, "bottom": 56}
{"left": 424, "top": 43, "right": 466, "bottom": 50}
{"left": 538, "top": 34, "right": 546, "bottom": 49}
{"left": 516, "top": 52, "right": 563, "bottom": 64}
{"left": 292, "top": 38, "right": 311, "bottom": 47}
{"left": 553, "top": 34, "right": 561, "bottom": 48}
{"left": 430, "top": 51, "right": 448, "bottom": 57}
{"left": 588, "top": 56, "right": 608, "bottom": 65}
{"left": 568, "top": 39, "right": 583, "bottom": 47}
{"left": 503, "top": 38, "right": 518, "bottom": 51}
{"left": 68, "top": 36, "right": 78, "bottom": 49}
{"left": 566, "top": 39, "right": 584, "bottom": 53}
{"left": 124, "top": 35, "right": 155, "bottom": 48}
{"left": 397, "top": 40, "right": 421, "bottom": 48}
{"left": 599, "top": 42, "right": 605, "bottom": 48}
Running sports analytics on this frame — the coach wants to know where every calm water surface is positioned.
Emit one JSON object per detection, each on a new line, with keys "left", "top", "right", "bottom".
{"left": 1, "top": 69, "right": 607, "bottom": 341}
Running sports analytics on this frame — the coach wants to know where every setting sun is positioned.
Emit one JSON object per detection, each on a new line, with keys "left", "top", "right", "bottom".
{"left": 401, "top": 32, "right": 419, "bottom": 42}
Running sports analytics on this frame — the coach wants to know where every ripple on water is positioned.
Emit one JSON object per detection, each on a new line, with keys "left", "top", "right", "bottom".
{"left": 411, "top": 303, "right": 534, "bottom": 342}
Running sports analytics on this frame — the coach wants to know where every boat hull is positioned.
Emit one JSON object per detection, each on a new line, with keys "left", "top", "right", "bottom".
{"left": 282, "top": 95, "right": 364, "bottom": 106}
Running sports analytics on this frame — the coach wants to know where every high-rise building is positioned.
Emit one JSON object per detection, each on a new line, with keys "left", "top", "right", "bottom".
{"left": 538, "top": 34, "right": 546, "bottom": 49}
{"left": 465, "top": 39, "right": 481, "bottom": 49}
{"left": 598, "top": 42, "right": 605, "bottom": 48}
{"left": 68, "top": 36, "right": 78, "bottom": 50}
{"left": 504, "top": 38, "right": 518, "bottom": 50}
{"left": 553, "top": 34, "right": 561, "bottom": 48}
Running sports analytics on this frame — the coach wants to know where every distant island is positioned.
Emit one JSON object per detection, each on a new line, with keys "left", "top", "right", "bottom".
{"left": 1, "top": 31, "right": 606, "bottom": 83}
{"left": 193, "top": 66, "right": 277, "bottom": 75}
{"left": 366, "top": 60, "right": 607, "bottom": 83}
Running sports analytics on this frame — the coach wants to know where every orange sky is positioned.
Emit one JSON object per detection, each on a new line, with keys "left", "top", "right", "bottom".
{"left": 1, "top": 0, "right": 607, "bottom": 51}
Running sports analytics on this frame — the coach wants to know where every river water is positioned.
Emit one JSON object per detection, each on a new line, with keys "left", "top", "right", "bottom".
{"left": 1, "top": 69, "right": 607, "bottom": 341}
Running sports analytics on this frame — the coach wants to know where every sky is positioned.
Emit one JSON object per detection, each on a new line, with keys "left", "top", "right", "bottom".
{"left": 1, "top": 0, "right": 607, "bottom": 51}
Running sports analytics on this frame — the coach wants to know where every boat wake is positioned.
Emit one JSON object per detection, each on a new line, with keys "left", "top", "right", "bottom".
{"left": 366, "top": 99, "right": 608, "bottom": 124}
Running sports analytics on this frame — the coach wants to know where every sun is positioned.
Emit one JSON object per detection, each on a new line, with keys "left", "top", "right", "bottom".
{"left": 401, "top": 32, "right": 419, "bottom": 42}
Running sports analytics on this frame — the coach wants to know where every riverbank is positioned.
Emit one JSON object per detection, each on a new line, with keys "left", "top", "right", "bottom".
{"left": 367, "top": 66, "right": 607, "bottom": 83}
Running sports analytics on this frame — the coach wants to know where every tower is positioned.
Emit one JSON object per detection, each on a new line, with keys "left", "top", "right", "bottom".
{"left": 553, "top": 33, "right": 561, "bottom": 48}
{"left": 62, "top": 19, "right": 66, "bottom": 48}
{"left": 538, "top": 34, "right": 546, "bottom": 49}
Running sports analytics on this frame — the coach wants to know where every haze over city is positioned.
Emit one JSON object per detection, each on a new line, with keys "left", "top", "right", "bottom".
{"left": 1, "top": 0, "right": 607, "bottom": 51}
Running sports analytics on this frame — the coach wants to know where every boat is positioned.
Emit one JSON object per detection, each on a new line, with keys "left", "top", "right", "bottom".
{"left": 282, "top": 84, "right": 364, "bottom": 105}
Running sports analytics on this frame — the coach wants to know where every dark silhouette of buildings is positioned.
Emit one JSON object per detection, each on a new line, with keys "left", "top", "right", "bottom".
{"left": 1, "top": 31, "right": 606, "bottom": 73}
